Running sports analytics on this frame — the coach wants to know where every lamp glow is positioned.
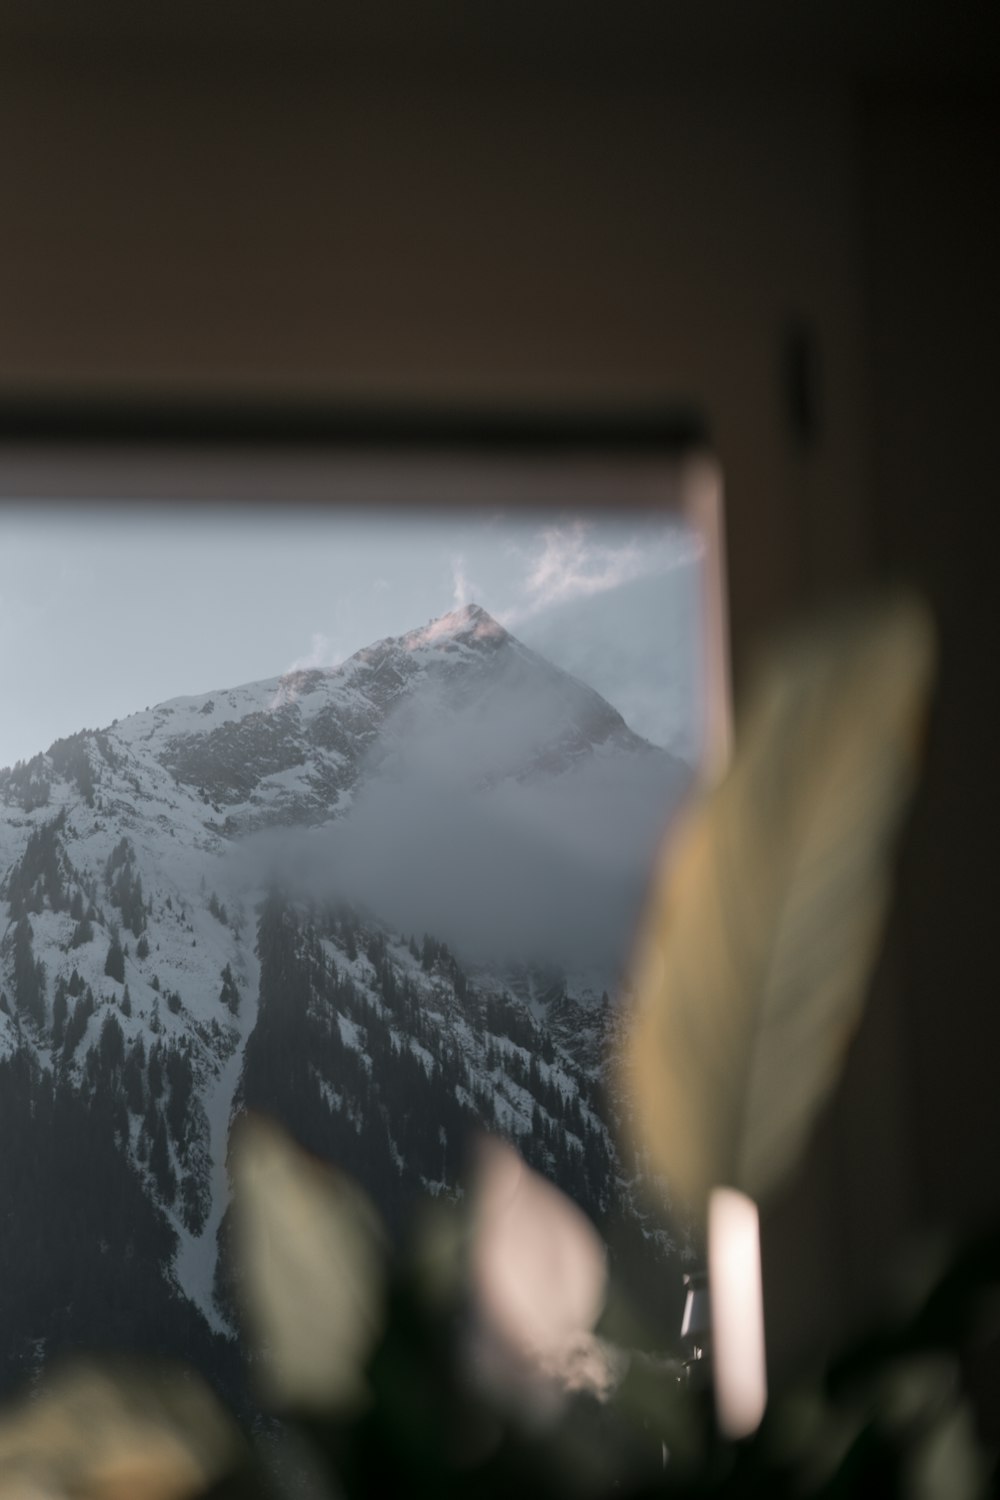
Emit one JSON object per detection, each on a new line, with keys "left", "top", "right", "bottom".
{"left": 708, "top": 1187, "right": 767, "bottom": 1439}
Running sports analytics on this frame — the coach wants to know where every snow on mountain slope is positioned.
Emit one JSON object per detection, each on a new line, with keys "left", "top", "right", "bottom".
{"left": 0, "top": 604, "right": 692, "bottom": 1363}
{"left": 106, "top": 602, "right": 676, "bottom": 821}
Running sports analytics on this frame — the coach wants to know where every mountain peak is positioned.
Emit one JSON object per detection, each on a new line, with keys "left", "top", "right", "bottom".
{"left": 449, "top": 601, "right": 492, "bottom": 626}
{"left": 401, "top": 602, "right": 508, "bottom": 650}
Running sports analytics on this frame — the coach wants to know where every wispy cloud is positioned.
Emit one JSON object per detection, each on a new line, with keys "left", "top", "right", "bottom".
{"left": 451, "top": 553, "right": 475, "bottom": 609}
{"left": 269, "top": 632, "right": 340, "bottom": 710}
{"left": 287, "top": 632, "right": 334, "bottom": 673}
{"left": 500, "top": 519, "right": 696, "bottom": 627}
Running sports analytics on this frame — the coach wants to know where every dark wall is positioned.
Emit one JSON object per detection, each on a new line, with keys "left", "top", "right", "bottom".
{"left": 862, "top": 89, "right": 999, "bottom": 1236}
{"left": 758, "top": 82, "right": 1000, "bottom": 1373}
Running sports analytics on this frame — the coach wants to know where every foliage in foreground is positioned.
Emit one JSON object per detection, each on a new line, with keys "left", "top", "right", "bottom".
{"left": 1, "top": 1122, "right": 997, "bottom": 1499}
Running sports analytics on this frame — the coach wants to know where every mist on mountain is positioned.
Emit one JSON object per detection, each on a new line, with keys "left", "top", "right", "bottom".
{"left": 226, "top": 604, "right": 691, "bottom": 972}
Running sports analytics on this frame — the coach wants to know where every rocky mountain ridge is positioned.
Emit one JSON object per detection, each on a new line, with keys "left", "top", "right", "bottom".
{"left": 0, "top": 605, "right": 692, "bottom": 1394}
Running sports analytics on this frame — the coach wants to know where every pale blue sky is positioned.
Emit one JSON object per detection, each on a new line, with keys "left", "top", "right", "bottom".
{"left": 0, "top": 504, "right": 703, "bottom": 770}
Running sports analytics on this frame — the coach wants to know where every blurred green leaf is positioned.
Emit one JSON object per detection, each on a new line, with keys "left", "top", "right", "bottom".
{"left": 231, "top": 1115, "right": 387, "bottom": 1415}
{"left": 0, "top": 1358, "right": 245, "bottom": 1500}
{"left": 625, "top": 591, "right": 936, "bottom": 1215}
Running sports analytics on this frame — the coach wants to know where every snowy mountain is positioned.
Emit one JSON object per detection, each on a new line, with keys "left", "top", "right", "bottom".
{"left": 0, "top": 604, "right": 693, "bottom": 1397}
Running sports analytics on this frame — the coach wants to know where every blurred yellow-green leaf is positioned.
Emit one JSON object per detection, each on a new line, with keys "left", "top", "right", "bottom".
{"left": 0, "top": 1359, "right": 243, "bottom": 1500}
{"left": 625, "top": 591, "right": 936, "bottom": 1216}
{"left": 231, "top": 1115, "right": 388, "bottom": 1415}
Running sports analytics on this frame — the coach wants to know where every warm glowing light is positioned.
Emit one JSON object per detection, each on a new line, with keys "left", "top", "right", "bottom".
{"left": 708, "top": 1187, "right": 767, "bottom": 1439}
